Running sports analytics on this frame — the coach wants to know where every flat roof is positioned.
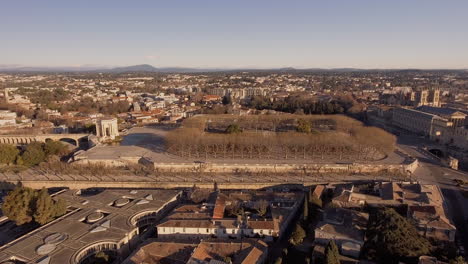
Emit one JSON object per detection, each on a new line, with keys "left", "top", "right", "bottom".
{"left": 0, "top": 189, "right": 181, "bottom": 264}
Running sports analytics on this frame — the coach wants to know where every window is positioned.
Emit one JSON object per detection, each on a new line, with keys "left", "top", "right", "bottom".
{"left": 206, "top": 228, "right": 209, "bottom": 233}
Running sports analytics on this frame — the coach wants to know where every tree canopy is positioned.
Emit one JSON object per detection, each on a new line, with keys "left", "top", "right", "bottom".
{"left": 222, "top": 95, "right": 232, "bottom": 105}
{"left": 363, "top": 208, "right": 432, "bottom": 263}
{"left": 325, "top": 240, "right": 341, "bottom": 264}
{"left": 33, "top": 188, "right": 66, "bottom": 225}
{"left": 247, "top": 95, "right": 347, "bottom": 114}
{"left": 225, "top": 124, "right": 242, "bottom": 134}
{"left": 44, "top": 140, "right": 68, "bottom": 156}
{"left": 289, "top": 224, "right": 306, "bottom": 245}
{"left": 167, "top": 115, "right": 396, "bottom": 161}
{"left": 22, "top": 142, "right": 46, "bottom": 167}
{"left": 296, "top": 119, "right": 312, "bottom": 133}
{"left": 449, "top": 256, "right": 466, "bottom": 264}
{"left": 0, "top": 140, "right": 68, "bottom": 168}
{"left": 0, "top": 144, "right": 20, "bottom": 165}
{"left": 1, "top": 186, "right": 67, "bottom": 225}
{"left": 1, "top": 185, "right": 35, "bottom": 225}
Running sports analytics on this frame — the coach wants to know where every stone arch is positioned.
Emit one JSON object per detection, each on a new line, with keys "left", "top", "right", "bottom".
{"left": 77, "top": 136, "right": 90, "bottom": 148}
{"left": 429, "top": 148, "right": 444, "bottom": 158}
{"left": 74, "top": 241, "right": 119, "bottom": 264}
{"left": 129, "top": 210, "right": 163, "bottom": 234}
{"left": 59, "top": 138, "right": 78, "bottom": 146}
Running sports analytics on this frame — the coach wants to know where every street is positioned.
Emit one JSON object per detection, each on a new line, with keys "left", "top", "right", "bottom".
{"left": 397, "top": 134, "right": 468, "bottom": 257}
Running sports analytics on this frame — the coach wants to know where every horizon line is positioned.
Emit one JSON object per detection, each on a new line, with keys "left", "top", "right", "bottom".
{"left": 1, "top": 64, "right": 467, "bottom": 71}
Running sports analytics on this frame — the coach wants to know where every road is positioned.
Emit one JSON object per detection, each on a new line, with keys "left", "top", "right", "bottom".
{"left": 397, "top": 134, "right": 468, "bottom": 258}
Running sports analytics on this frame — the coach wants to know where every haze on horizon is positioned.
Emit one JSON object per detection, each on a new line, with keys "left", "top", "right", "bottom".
{"left": 1, "top": 0, "right": 467, "bottom": 69}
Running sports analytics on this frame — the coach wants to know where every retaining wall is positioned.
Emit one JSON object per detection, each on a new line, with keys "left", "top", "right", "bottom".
{"left": 150, "top": 159, "right": 419, "bottom": 174}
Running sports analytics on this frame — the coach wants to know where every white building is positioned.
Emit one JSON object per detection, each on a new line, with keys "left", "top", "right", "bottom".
{"left": 96, "top": 118, "right": 119, "bottom": 140}
{"left": 0, "top": 110, "right": 17, "bottom": 127}
{"left": 157, "top": 191, "right": 303, "bottom": 243}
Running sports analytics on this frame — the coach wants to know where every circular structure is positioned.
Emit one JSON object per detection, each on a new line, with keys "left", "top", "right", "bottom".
{"left": 86, "top": 212, "right": 104, "bottom": 223}
{"left": 77, "top": 188, "right": 104, "bottom": 197}
{"left": 44, "top": 232, "right": 67, "bottom": 245}
{"left": 36, "top": 243, "right": 56, "bottom": 255}
{"left": 114, "top": 198, "right": 130, "bottom": 207}
{"left": 74, "top": 241, "right": 119, "bottom": 264}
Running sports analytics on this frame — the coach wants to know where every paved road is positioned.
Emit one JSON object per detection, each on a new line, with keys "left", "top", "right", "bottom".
{"left": 397, "top": 134, "right": 468, "bottom": 258}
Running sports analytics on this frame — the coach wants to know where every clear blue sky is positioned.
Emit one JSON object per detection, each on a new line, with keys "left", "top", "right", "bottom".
{"left": 1, "top": 0, "right": 467, "bottom": 69}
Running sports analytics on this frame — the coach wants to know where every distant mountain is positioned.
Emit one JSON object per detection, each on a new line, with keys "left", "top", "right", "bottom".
{"left": 107, "top": 65, "right": 222, "bottom": 73}
{"left": 0, "top": 65, "right": 111, "bottom": 72}
{"left": 0, "top": 64, "right": 219, "bottom": 73}
{"left": 108, "top": 64, "right": 159, "bottom": 73}
{"left": 0, "top": 64, "right": 466, "bottom": 73}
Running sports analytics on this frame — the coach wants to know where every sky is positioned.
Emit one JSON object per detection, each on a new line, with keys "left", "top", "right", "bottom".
{"left": 1, "top": 0, "right": 467, "bottom": 69}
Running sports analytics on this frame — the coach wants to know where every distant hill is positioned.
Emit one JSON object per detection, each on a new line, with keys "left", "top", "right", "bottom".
{"left": 0, "top": 64, "right": 466, "bottom": 73}
{"left": 0, "top": 64, "right": 219, "bottom": 73}
{"left": 108, "top": 64, "right": 159, "bottom": 73}
{"left": 108, "top": 65, "right": 224, "bottom": 73}
{"left": 0, "top": 65, "right": 111, "bottom": 72}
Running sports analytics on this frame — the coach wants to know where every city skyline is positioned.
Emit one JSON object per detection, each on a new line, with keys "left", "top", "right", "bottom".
{"left": 1, "top": 0, "right": 468, "bottom": 69}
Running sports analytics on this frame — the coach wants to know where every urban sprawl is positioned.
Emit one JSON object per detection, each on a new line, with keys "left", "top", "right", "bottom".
{"left": 0, "top": 69, "right": 467, "bottom": 264}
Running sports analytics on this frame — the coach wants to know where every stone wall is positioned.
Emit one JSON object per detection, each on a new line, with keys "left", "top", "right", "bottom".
{"left": 14, "top": 180, "right": 309, "bottom": 190}
{"left": 0, "top": 161, "right": 418, "bottom": 191}
{"left": 150, "top": 160, "right": 419, "bottom": 174}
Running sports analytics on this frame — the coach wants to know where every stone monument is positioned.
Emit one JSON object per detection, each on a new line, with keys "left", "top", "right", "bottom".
{"left": 96, "top": 118, "right": 119, "bottom": 140}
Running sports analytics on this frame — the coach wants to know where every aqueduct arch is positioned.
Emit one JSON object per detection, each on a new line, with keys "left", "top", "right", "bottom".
{"left": 0, "top": 134, "right": 90, "bottom": 146}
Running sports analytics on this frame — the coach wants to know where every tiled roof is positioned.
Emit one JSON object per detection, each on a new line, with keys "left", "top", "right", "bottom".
{"left": 416, "top": 106, "right": 466, "bottom": 117}
{"left": 312, "top": 185, "right": 325, "bottom": 198}
{"left": 189, "top": 240, "right": 267, "bottom": 264}
{"left": 212, "top": 193, "right": 227, "bottom": 219}
{"left": 126, "top": 241, "right": 196, "bottom": 264}
{"left": 247, "top": 220, "right": 276, "bottom": 230}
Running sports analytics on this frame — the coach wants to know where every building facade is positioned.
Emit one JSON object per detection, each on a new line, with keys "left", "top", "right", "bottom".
{"left": 410, "top": 88, "right": 440, "bottom": 107}
{"left": 392, "top": 107, "right": 441, "bottom": 136}
{"left": 95, "top": 118, "right": 119, "bottom": 140}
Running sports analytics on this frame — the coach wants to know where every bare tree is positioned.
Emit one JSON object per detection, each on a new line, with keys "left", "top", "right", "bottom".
{"left": 254, "top": 199, "right": 269, "bottom": 217}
